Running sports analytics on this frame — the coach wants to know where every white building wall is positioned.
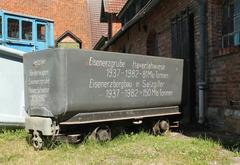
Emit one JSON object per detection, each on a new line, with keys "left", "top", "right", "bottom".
{"left": 0, "top": 46, "right": 26, "bottom": 126}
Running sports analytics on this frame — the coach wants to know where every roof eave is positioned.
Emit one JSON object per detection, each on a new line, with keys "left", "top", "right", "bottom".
{"left": 56, "top": 30, "right": 82, "bottom": 44}
{"left": 117, "top": 0, "right": 135, "bottom": 19}
{"left": 0, "top": 9, "right": 54, "bottom": 22}
{"left": 93, "top": 36, "right": 108, "bottom": 50}
{"left": 102, "top": 0, "right": 160, "bottom": 50}
{"left": 0, "top": 45, "right": 25, "bottom": 60}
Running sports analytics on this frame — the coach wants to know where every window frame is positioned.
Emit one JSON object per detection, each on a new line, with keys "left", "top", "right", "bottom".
{"left": 37, "top": 23, "right": 46, "bottom": 42}
{"left": 222, "top": 0, "right": 240, "bottom": 48}
{"left": 21, "top": 20, "right": 33, "bottom": 41}
{"left": 7, "top": 17, "right": 20, "bottom": 40}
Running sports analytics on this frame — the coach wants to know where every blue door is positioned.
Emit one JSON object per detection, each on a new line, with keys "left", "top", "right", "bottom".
{"left": 35, "top": 21, "right": 47, "bottom": 51}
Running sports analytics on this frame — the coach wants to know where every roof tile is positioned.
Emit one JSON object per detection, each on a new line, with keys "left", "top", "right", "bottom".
{"left": 104, "top": 0, "right": 127, "bottom": 13}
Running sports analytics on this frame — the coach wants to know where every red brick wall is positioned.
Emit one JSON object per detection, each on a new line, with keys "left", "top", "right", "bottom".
{"left": 88, "top": 0, "right": 108, "bottom": 47}
{"left": 0, "top": 0, "right": 92, "bottom": 49}
{"left": 105, "top": 0, "right": 240, "bottom": 133}
{"left": 107, "top": 0, "right": 200, "bottom": 124}
{"left": 206, "top": 0, "right": 240, "bottom": 132}
{"left": 112, "top": 22, "right": 122, "bottom": 36}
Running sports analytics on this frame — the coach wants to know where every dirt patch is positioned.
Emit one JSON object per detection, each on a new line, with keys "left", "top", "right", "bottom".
{"left": 232, "top": 157, "right": 240, "bottom": 165}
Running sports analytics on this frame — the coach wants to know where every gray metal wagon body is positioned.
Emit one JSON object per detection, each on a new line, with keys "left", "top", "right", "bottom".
{"left": 24, "top": 49, "right": 183, "bottom": 147}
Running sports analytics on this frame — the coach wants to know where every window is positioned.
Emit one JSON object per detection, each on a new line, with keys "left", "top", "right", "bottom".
{"left": 37, "top": 24, "right": 46, "bottom": 41}
{"left": 8, "top": 18, "right": 19, "bottom": 39}
{"left": 22, "top": 21, "right": 32, "bottom": 40}
{"left": 222, "top": 0, "right": 240, "bottom": 48}
{"left": 171, "top": 10, "right": 194, "bottom": 59}
{"left": 0, "top": 16, "right": 2, "bottom": 38}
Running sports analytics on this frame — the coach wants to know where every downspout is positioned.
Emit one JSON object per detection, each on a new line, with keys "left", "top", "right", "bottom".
{"left": 108, "top": 13, "right": 113, "bottom": 40}
{"left": 198, "top": 0, "right": 206, "bottom": 124}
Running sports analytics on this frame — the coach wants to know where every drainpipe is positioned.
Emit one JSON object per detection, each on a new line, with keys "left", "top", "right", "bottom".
{"left": 108, "top": 14, "right": 113, "bottom": 40}
{"left": 198, "top": 0, "right": 206, "bottom": 124}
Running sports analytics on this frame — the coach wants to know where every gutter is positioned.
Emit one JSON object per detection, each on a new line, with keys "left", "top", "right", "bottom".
{"left": 198, "top": 0, "right": 207, "bottom": 124}
{"left": 101, "top": 0, "right": 160, "bottom": 50}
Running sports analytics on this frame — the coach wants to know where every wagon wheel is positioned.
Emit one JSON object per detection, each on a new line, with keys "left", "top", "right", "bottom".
{"left": 152, "top": 120, "right": 169, "bottom": 135}
{"left": 32, "top": 131, "right": 43, "bottom": 150}
{"left": 90, "top": 126, "right": 112, "bottom": 142}
{"left": 31, "top": 122, "right": 59, "bottom": 150}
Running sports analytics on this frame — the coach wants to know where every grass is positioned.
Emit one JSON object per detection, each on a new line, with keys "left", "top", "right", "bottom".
{"left": 0, "top": 129, "right": 239, "bottom": 165}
